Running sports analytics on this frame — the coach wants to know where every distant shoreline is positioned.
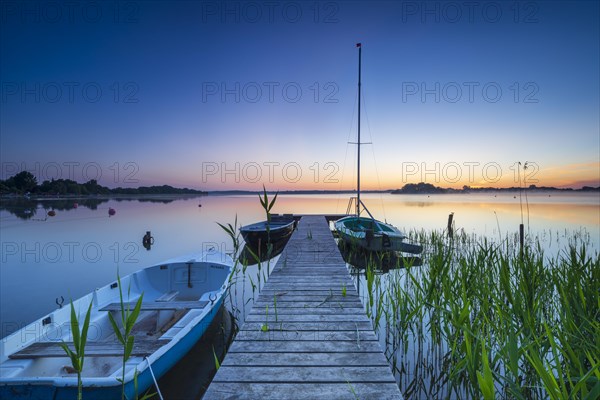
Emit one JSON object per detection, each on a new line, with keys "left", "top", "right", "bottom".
{"left": 1, "top": 187, "right": 598, "bottom": 201}
{"left": 1, "top": 172, "right": 598, "bottom": 197}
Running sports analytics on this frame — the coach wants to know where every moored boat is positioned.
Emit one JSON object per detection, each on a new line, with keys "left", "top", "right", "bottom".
{"left": 335, "top": 215, "right": 422, "bottom": 254}
{"left": 335, "top": 43, "right": 422, "bottom": 255}
{"left": 0, "top": 251, "right": 233, "bottom": 399}
{"left": 240, "top": 214, "right": 296, "bottom": 250}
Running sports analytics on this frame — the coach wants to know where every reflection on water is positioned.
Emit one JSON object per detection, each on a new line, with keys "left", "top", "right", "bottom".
{"left": 1, "top": 192, "right": 598, "bottom": 337}
{"left": 337, "top": 239, "right": 423, "bottom": 271}
{"left": 0, "top": 198, "right": 109, "bottom": 220}
{"left": 238, "top": 240, "right": 289, "bottom": 266}
{"left": 157, "top": 307, "right": 234, "bottom": 399}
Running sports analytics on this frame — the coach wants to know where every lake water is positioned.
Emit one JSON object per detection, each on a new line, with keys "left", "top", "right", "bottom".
{"left": 1, "top": 192, "right": 598, "bottom": 338}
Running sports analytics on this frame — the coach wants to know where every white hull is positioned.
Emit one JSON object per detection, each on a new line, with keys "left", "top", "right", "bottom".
{"left": 0, "top": 251, "right": 233, "bottom": 399}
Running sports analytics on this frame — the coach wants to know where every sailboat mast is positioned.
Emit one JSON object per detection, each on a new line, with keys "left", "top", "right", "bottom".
{"left": 356, "top": 42, "right": 362, "bottom": 217}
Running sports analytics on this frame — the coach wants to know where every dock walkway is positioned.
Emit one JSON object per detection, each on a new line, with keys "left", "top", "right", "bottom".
{"left": 203, "top": 215, "right": 402, "bottom": 399}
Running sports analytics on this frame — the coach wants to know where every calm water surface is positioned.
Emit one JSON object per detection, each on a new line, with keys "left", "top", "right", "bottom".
{"left": 1, "top": 192, "right": 598, "bottom": 337}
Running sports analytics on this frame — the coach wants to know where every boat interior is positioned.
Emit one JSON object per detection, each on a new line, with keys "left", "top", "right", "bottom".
{"left": 341, "top": 216, "right": 396, "bottom": 234}
{"left": 1, "top": 260, "right": 229, "bottom": 380}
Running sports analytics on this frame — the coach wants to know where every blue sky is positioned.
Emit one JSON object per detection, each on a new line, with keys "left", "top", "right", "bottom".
{"left": 1, "top": 0, "right": 598, "bottom": 190}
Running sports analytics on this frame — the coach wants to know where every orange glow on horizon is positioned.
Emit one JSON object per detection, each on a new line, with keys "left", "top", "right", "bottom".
{"left": 136, "top": 161, "right": 599, "bottom": 191}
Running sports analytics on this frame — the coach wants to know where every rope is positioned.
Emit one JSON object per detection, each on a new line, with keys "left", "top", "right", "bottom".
{"left": 145, "top": 357, "right": 164, "bottom": 400}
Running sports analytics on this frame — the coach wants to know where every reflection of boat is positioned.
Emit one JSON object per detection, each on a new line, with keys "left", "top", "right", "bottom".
{"left": 335, "top": 43, "right": 422, "bottom": 255}
{"left": 0, "top": 251, "right": 233, "bottom": 400}
{"left": 240, "top": 215, "right": 296, "bottom": 251}
{"left": 238, "top": 239, "right": 289, "bottom": 266}
{"left": 338, "top": 239, "right": 422, "bottom": 272}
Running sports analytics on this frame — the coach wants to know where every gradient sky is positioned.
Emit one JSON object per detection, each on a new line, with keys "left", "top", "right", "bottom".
{"left": 1, "top": 0, "right": 598, "bottom": 191}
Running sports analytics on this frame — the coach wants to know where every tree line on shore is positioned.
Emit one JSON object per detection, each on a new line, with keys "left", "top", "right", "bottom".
{"left": 391, "top": 182, "right": 599, "bottom": 194}
{"left": 0, "top": 171, "right": 206, "bottom": 196}
{"left": 1, "top": 171, "right": 597, "bottom": 196}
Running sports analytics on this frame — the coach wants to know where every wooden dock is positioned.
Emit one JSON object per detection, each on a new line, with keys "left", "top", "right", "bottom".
{"left": 203, "top": 215, "right": 402, "bottom": 399}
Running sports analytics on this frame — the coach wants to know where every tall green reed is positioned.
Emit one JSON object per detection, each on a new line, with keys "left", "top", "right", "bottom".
{"left": 59, "top": 299, "right": 93, "bottom": 400}
{"left": 352, "top": 228, "right": 599, "bottom": 399}
{"left": 107, "top": 273, "right": 144, "bottom": 400}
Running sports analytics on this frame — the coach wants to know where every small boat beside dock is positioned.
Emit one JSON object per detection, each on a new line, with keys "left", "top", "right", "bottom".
{"left": 335, "top": 43, "right": 422, "bottom": 255}
{"left": 0, "top": 251, "right": 233, "bottom": 400}
{"left": 240, "top": 214, "right": 296, "bottom": 250}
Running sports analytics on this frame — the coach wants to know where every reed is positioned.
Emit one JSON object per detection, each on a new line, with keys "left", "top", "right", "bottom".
{"left": 107, "top": 273, "right": 144, "bottom": 400}
{"left": 132, "top": 371, "right": 154, "bottom": 400}
{"left": 351, "top": 229, "right": 599, "bottom": 399}
{"left": 259, "top": 185, "right": 278, "bottom": 260}
{"left": 212, "top": 346, "right": 221, "bottom": 371}
{"left": 59, "top": 299, "right": 93, "bottom": 400}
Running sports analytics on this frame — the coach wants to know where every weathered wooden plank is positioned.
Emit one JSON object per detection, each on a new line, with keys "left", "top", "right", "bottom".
{"left": 269, "top": 269, "right": 350, "bottom": 274}
{"left": 250, "top": 305, "right": 364, "bottom": 312}
{"left": 263, "top": 276, "right": 350, "bottom": 282}
{"left": 272, "top": 265, "right": 346, "bottom": 269}
{"left": 9, "top": 339, "right": 168, "bottom": 359}
{"left": 266, "top": 274, "right": 351, "bottom": 279}
{"left": 267, "top": 278, "right": 350, "bottom": 283}
{"left": 249, "top": 294, "right": 341, "bottom": 301}
{"left": 212, "top": 366, "right": 397, "bottom": 383}
{"left": 258, "top": 289, "right": 356, "bottom": 296}
{"left": 279, "top": 259, "right": 346, "bottom": 265}
{"left": 254, "top": 297, "right": 361, "bottom": 305}
{"left": 245, "top": 309, "right": 367, "bottom": 318}
{"left": 266, "top": 273, "right": 351, "bottom": 279}
{"left": 282, "top": 248, "right": 342, "bottom": 254}
{"left": 264, "top": 279, "right": 353, "bottom": 285}
{"left": 220, "top": 352, "right": 389, "bottom": 367}
{"left": 265, "top": 276, "right": 352, "bottom": 282}
{"left": 257, "top": 292, "right": 357, "bottom": 299}
{"left": 204, "top": 382, "right": 402, "bottom": 400}
{"left": 257, "top": 294, "right": 362, "bottom": 300}
{"left": 227, "top": 340, "right": 383, "bottom": 353}
{"left": 234, "top": 329, "right": 377, "bottom": 342}
{"left": 254, "top": 296, "right": 362, "bottom": 308}
{"left": 276, "top": 261, "right": 336, "bottom": 265}
{"left": 260, "top": 284, "right": 357, "bottom": 290}
{"left": 240, "top": 321, "right": 374, "bottom": 331}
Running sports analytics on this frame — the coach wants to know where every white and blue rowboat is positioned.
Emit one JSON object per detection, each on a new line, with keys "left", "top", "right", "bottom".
{"left": 0, "top": 251, "right": 233, "bottom": 400}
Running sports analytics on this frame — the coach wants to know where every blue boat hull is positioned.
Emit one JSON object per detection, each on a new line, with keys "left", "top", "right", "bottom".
{"left": 0, "top": 299, "right": 223, "bottom": 400}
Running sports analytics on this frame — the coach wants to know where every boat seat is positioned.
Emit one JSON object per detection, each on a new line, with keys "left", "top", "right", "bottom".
{"left": 156, "top": 291, "right": 179, "bottom": 302}
{"left": 99, "top": 300, "right": 208, "bottom": 312}
{"left": 8, "top": 339, "right": 169, "bottom": 359}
